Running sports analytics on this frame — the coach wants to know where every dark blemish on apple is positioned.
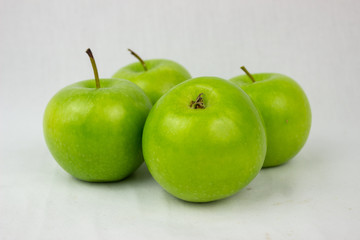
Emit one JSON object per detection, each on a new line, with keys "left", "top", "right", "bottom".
{"left": 286, "top": 119, "right": 289, "bottom": 123}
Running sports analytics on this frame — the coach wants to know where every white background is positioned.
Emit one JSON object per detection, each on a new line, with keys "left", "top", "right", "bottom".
{"left": 1, "top": 0, "right": 360, "bottom": 239}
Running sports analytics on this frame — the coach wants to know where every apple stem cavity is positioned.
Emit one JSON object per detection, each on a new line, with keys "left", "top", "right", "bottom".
{"left": 241, "top": 66, "right": 256, "bottom": 83}
{"left": 128, "top": 49, "right": 147, "bottom": 71}
{"left": 190, "top": 93, "right": 205, "bottom": 109}
{"left": 86, "top": 48, "right": 100, "bottom": 89}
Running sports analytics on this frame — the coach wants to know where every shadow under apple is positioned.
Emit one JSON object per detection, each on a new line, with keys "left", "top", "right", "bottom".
{"left": 70, "top": 162, "right": 154, "bottom": 188}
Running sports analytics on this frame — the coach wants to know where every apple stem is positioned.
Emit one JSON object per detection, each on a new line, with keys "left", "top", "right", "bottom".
{"left": 86, "top": 48, "right": 100, "bottom": 89}
{"left": 190, "top": 93, "right": 205, "bottom": 109}
{"left": 240, "top": 66, "right": 256, "bottom": 83}
{"left": 128, "top": 49, "right": 147, "bottom": 71}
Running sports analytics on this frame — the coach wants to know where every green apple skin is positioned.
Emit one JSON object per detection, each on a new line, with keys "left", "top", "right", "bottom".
{"left": 43, "top": 79, "right": 152, "bottom": 182}
{"left": 113, "top": 59, "right": 191, "bottom": 104}
{"left": 229, "top": 73, "right": 311, "bottom": 167}
{"left": 142, "top": 77, "right": 266, "bottom": 202}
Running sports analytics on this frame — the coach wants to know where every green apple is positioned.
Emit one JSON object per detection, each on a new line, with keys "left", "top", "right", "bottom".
{"left": 43, "top": 49, "right": 152, "bottom": 182}
{"left": 112, "top": 49, "right": 191, "bottom": 104}
{"left": 142, "top": 77, "right": 266, "bottom": 202}
{"left": 229, "top": 67, "right": 311, "bottom": 167}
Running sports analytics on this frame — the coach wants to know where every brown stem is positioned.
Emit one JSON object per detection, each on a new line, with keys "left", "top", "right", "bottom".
{"left": 240, "top": 66, "right": 256, "bottom": 83}
{"left": 190, "top": 93, "right": 205, "bottom": 109}
{"left": 128, "top": 49, "right": 147, "bottom": 71}
{"left": 86, "top": 48, "right": 100, "bottom": 89}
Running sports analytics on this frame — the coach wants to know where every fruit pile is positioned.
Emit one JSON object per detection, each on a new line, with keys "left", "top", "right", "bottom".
{"left": 43, "top": 49, "right": 311, "bottom": 202}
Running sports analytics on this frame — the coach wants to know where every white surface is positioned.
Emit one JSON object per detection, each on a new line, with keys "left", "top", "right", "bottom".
{"left": 1, "top": 0, "right": 360, "bottom": 239}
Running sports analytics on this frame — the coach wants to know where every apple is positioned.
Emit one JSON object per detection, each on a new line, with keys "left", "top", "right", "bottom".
{"left": 142, "top": 77, "right": 266, "bottom": 202}
{"left": 230, "top": 66, "right": 311, "bottom": 167}
{"left": 112, "top": 49, "right": 191, "bottom": 104}
{"left": 43, "top": 49, "right": 152, "bottom": 182}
